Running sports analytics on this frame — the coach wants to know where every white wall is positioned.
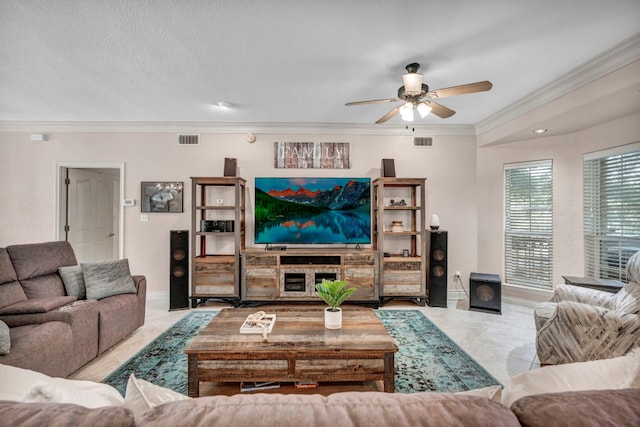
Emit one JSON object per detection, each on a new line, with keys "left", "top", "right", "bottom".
{"left": 476, "top": 112, "right": 640, "bottom": 299}
{"left": 0, "top": 132, "right": 478, "bottom": 295}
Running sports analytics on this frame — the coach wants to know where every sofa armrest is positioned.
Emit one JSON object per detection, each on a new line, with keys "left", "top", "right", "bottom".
{"left": 132, "top": 275, "right": 145, "bottom": 293}
{"left": 0, "top": 401, "right": 134, "bottom": 426}
{"left": 511, "top": 389, "right": 640, "bottom": 427}
{"left": 551, "top": 284, "right": 613, "bottom": 308}
{"left": 0, "top": 300, "right": 99, "bottom": 328}
{"left": 537, "top": 301, "right": 640, "bottom": 364}
{"left": 0, "top": 296, "right": 77, "bottom": 316}
{"left": 132, "top": 275, "right": 146, "bottom": 327}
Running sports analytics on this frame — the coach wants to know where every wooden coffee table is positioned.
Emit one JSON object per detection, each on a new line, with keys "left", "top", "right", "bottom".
{"left": 184, "top": 306, "right": 398, "bottom": 397}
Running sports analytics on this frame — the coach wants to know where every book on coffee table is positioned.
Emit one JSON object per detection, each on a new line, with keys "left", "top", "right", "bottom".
{"left": 239, "top": 313, "right": 276, "bottom": 334}
{"left": 294, "top": 380, "right": 318, "bottom": 389}
{"left": 240, "top": 381, "right": 281, "bottom": 392}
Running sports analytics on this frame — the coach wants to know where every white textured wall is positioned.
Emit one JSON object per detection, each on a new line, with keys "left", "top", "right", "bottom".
{"left": 0, "top": 132, "right": 478, "bottom": 294}
{"left": 4, "top": 110, "right": 637, "bottom": 299}
{"left": 476, "top": 112, "right": 640, "bottom": 291}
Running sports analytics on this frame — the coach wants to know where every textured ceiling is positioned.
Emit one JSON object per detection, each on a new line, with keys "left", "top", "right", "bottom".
{"left": 1, "top": 1, "right": 639, "bottom": 132}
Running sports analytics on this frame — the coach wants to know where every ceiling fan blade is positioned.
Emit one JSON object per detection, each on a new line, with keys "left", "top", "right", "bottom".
{"left": 375, "top": 106, "right": 400, "bottom": 124}
{"left": 427, "top": 101, "right": 456, "bottom": 119}
{"left": 428, "top": 81, "right": 493, "bottom": 99}
{"left": 345, "top": 98, "right": 399, "bottom": 106}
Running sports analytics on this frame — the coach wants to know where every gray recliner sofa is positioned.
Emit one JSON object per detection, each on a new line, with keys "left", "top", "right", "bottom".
{"left": 0, "top": 241, "right": 146, "bottom": 377}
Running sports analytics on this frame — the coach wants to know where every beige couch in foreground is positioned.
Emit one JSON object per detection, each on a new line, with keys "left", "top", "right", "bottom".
{"left": 1, "top": 388, "right": 639, "bottom": 427}
{"left": 1, "top": 348, "right": 639, "bottom": 427}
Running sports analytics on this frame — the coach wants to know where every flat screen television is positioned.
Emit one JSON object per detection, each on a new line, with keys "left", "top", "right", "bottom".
{"left": 254, "top": 177, "right": 371, "bottom": 245}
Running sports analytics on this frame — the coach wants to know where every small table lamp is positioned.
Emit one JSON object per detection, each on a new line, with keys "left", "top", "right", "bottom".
{"left": 430, "top": 214, "right": 440, "bottom": 230}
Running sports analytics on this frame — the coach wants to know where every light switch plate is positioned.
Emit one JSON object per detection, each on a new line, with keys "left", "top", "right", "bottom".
{"left": 140, "top": 214, "right": 149, "bottom": 222}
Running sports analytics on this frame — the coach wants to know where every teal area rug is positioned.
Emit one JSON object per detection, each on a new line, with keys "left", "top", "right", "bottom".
{"left": 103, "top": 310, "right": 500, "bottom": 396}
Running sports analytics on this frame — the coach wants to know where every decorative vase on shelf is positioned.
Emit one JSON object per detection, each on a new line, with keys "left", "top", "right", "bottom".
{"left": 391, "top": 221, "right": 404, "bottom": 232}
{"left": 315, "top": 279, "right": 357, "bottom": 329}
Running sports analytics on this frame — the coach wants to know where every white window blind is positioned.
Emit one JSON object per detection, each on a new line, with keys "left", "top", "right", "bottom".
{"left": 584, "top": 146, "right": 640, "bottom": 281}
{"left": 504, "top": 160, "right": 553, "bottom": 289}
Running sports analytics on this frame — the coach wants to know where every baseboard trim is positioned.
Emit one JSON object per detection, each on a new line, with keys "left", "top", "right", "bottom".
{"left": 503, "top": 283, "right": 552, "bottom": 308}
{"left": 147, "top": 291, "right": 169, "bottom": 302}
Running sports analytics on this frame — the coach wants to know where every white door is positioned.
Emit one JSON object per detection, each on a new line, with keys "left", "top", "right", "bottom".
{"left": 66, "top": 169, "right": 118, "bottom": 262}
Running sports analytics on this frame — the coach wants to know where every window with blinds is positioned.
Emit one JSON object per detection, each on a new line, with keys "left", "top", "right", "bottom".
{"left": 504, "top": 160, "right": 553, "bottom": 289}
{"left": 583, "top": 145, "right": 640, "bottom": 281}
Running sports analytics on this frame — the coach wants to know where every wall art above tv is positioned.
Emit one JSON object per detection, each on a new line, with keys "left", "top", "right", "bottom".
{"left": 254, "top": 177, "right": 371, "bottom": 245}
{"left": 274, "top": 142, "right": 350, "bottom": 169}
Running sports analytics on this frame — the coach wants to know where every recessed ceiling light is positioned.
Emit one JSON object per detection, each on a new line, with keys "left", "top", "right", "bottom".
{"left": 532, "top": 128, "right": 548, "bottom": 134}
{"left": 211, "top": 101, "right": 232, "bottom": 111}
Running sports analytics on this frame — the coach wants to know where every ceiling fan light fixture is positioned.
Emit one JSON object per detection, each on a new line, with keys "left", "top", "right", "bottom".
{"left": 345, "top": 62, "right": 492, "bottom": 124}
{"left": 402, "top": 72, "right": 423, "bottom": 94}
{"left": 417, "top": 102, "right": 432, "bottom": 118}
{"left": 401, "top": 111, "right": 414, "bottom": 121}
{"left": 400, "top": 102, "right": 414, "bottom": 121}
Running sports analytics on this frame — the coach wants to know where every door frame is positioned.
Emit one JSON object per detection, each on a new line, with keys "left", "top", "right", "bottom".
{"left": 55, "top": 162, "right": 125, "bottom": 259}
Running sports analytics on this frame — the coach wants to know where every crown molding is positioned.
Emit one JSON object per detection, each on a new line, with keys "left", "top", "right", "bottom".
{"left": 0, "top": 120, "right": 476, "bottom": 136}
{"left": 476, "top": 32, "right": 640, "bottom": 135}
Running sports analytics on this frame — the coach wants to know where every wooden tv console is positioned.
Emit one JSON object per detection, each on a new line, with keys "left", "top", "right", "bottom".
{"left": 241, "top": 249, "right": 379, "bottom": 306}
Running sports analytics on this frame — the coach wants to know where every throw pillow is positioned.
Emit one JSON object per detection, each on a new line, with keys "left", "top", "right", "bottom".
{"left": 501, "top": 347, "right": 640, "bottom": 407}
{"left": 0, "top": 363, "right": 124, "bottom": 407}
{"left": 455, "top": 385, "right": 503, "bottom": 402}
{"left": 82, "top": 259, "right": 137, "bottom": 300}
{"left": 58, "top": 265, "right": 86, "bottom": 299}
{"left": 124, "top": 374, "right": 190, "bottom": 419}
{"left": 0, "top": 320, "right": 10, "bottom": 355}
{"left": 0, "top": 363, "right": 51, "bottom": 401}
{"left": 22, "top": 379, "right": 125, "bottom": 408}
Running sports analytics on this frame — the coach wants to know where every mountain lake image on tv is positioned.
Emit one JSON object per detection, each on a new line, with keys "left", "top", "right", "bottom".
{"left": 254, "top": 177, "right": 371, "bottom": 244}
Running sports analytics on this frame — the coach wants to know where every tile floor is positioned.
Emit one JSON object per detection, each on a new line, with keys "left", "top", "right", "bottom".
{"left": 71, "top": 294, "right": 540, "bottom": 386}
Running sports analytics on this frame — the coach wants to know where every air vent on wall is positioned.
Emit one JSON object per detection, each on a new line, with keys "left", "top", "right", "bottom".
{"left": 414, "top": 137, "right": 433, "bottom": 147}
{"left": 178, "top": 134, "right": 200, "bottom": 146}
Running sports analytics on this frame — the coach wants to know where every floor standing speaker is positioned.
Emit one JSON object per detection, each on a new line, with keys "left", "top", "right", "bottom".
{"left": 469, "top": 272, "right": 502, "bottom": 314}
{"left": 427, "top": 230, "right": 448, "bottom": 307}
{"left": 170, "top": 230, "right": 189, "bottom": 311}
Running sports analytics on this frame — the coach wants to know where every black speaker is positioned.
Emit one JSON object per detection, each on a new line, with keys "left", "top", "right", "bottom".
{"left": 224, "top": 157, "right": 237, "bottom": 177}
{"left": 382, "top": 159, "right": 396, "bottom": 177}
{"left": 469, "top": 273, "right": 502, "bottom": 314}
{"left": 169, "top": 230, "right": 189, "bottom": 311}
{"left": 427, "top": 230, "right": 448, "bottom": 307}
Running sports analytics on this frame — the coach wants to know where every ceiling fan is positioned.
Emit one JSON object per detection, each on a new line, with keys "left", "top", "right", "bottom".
{"left": 345, "top": 63, "right": 492, "bottom": 124}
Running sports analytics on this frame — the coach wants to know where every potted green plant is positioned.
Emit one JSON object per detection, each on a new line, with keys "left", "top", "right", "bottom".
{"left": 315, "top": 279, "right": 357, "bottom": 329}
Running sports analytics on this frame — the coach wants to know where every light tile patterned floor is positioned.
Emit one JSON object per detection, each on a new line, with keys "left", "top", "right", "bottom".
{"left": 71, "top": 295, "right": 539, "bottom": 386}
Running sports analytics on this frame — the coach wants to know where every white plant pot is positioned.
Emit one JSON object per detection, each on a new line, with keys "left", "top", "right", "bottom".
{"left": 324, "top": 307, "right": 342, "bottom": 329}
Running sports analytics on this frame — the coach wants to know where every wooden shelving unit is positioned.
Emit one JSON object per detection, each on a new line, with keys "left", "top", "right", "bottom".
{"left": 190, "top": 177, "right": 245, "bottom": 307}
{"left": 372, "top": 177, "right": 426, "bottom": 305}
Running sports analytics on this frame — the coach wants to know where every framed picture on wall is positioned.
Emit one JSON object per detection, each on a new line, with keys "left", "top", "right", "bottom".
{"left": 141, "top": 181, "right": 184, "bottom": 213}
{"left": 274, "top": 142, "right": 351, "bottom": 169}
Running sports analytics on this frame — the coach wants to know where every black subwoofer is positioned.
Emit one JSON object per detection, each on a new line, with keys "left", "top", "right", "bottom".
{"left": 169, "top": 230, "right": 189, "bottom": 311}
{"left": 427, "top": 230, "right": 448, "bottom": 307}
{"left": 469, "top": 272, "right": 501, "bottom": 314}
